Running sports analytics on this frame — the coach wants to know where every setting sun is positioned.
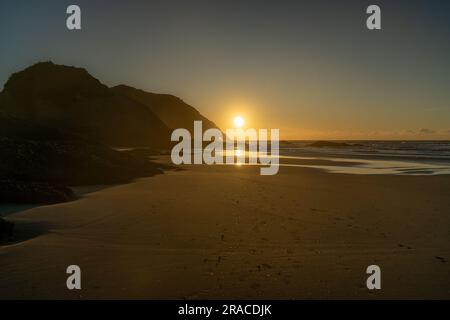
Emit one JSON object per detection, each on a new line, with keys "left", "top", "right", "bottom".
{"left": 233, "top": 116, "right": 245, "bottom": 128}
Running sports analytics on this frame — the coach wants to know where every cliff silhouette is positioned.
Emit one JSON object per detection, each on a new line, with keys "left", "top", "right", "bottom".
{"left": 112, "top": 84, "right": 218, "bottom": 134}
{"left": 0, "top": 61, "right": 217, "bottom": 209}
{"left": 0, "top": 62, "right": 218, "bottom": 147}
{"left": 0, "top": 62, "right": 170, "bottom": 148}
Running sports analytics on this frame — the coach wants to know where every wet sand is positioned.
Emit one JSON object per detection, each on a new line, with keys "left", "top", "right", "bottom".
{"left": 1, "top": 158, "right": 449, "bottom": 299}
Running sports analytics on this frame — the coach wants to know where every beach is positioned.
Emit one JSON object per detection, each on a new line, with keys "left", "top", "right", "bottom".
{"left": 0, "top": 156, "right": 449, "bottom": 299}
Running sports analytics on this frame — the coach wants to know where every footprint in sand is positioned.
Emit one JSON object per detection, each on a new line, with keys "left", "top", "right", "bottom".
{"left": 250, "top": 283, "right": 260, "bottom": 290}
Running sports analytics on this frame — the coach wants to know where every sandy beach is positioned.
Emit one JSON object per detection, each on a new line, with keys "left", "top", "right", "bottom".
{"left": 1, "top": 156, "right": 449, "bottom": 299}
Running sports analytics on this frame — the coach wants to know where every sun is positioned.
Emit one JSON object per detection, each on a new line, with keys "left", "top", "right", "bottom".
{"left": 233, "top": 116, "right": 245, "bottom": 128}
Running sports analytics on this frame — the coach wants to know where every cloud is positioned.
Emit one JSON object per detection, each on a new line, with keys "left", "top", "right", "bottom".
{"left": 419, "top": 128, "right": 436, "bottom": 134}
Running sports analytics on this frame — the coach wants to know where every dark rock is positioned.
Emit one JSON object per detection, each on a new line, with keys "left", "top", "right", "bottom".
{"left": 0, "top": 218, "right": 14, "bottom": 242}
{"left": 0, "top": 136, "right": 161, "bottom": 185}
{"left": 0, "top": 136, "right": 163, "bottom": 204}
{"left": 0, "top": 180, "right": 75, "bottom": 204}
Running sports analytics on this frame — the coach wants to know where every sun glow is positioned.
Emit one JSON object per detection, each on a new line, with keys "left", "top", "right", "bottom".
{"left": 233, "top": 116, "right": 245, "bottom": 128}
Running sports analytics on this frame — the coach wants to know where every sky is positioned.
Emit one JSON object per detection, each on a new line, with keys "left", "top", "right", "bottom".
{"left": 1, "top": 0, "right": 449, "bottom": 140}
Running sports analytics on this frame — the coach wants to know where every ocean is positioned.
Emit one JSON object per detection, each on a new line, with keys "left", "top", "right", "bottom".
{"left": 279, "top": 141, "right": 450, "bottom": 175}
{"left": 281, "top": 141, "right": 450, "bottom": 162}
